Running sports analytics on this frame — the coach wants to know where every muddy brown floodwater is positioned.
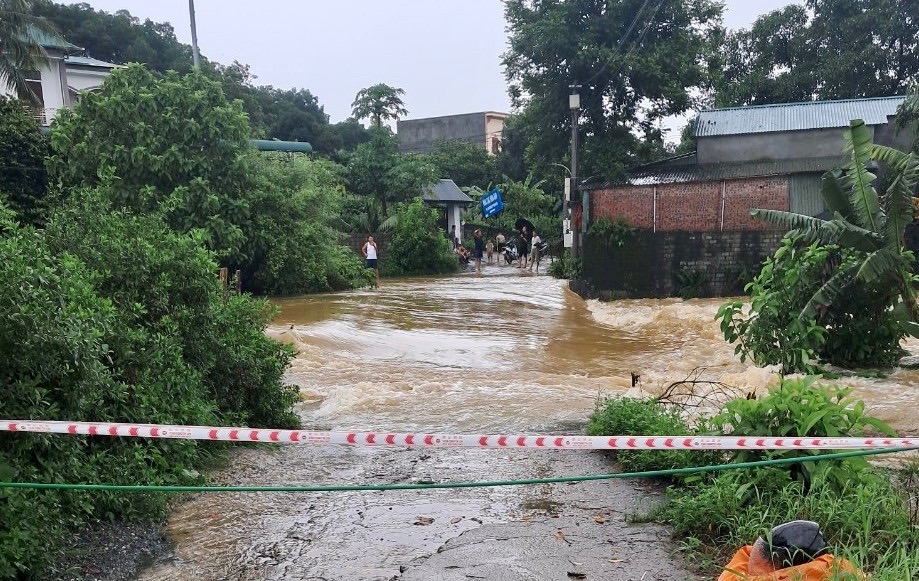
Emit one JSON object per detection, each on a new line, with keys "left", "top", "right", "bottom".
{"left": 139, "top": 264, "right": 919, "bottom": 580}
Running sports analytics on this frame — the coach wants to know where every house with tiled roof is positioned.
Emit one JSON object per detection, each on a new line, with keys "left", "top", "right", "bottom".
{"left": 1, "top": 26, "right": 119, "bottom": 125}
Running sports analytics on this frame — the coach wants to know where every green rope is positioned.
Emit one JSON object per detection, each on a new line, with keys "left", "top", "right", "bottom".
{"left": 1, "top": 447, "right": 915, "bottom": 493}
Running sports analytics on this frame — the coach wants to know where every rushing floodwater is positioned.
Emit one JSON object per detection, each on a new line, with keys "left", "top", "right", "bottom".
{"left": 140, "top": 264, "right": 919, "bottom": 580}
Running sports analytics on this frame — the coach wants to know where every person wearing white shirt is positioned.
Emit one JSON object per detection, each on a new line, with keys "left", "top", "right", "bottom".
{"left": 362, "top": 235, "right": 380, "bottom": 285}
{"left": 528, "top": 231, "right": 542, "bottom": 272}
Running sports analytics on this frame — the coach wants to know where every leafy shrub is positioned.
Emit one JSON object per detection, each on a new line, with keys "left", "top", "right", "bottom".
{"left": 381, "top": 198, "right": 459, "bottom": 276}
{"left": 48, "top": 63, "right": 252, "bottom": 262}
{"left": 676, "top": 266, "right": 707, "bottom": 299}
{"left": 587, "top": 216, "right": 635, "bottom": 249}
{"left": 241, "top": 155, "right": 373, "bottom": 295}
{"left": 548, "top": 252, "right": 580, "bottom": 279}
{"left": 717, "top": 235, "right": 904, "bottom": 373}
{"left": 0, "top": 206, "right": 217, "bottom": 577}
{"left": 587, "top": 397, "right": 722, "bottom": 478}
{"left": 44, "top": 188, "right": 299, "bottom": 428}
{"left": 0, "top": 96, "right": 49, "bottom": 226}
{"left": 712, "top": 377, "right": 894, "bottom": 491}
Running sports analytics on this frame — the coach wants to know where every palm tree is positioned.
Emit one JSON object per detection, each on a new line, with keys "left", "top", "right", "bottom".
{"left": 751, "top": 119, "right": 919, "bottom": 334}
{"left": 0, "top": 0, "right": 58, "bottom": 103}
{"left": 351, "top": 83, "right": 408, "bottom": 130}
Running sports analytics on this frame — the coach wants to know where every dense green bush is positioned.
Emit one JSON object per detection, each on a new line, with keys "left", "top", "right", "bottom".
{"left": 718, "top": 236, "right": 905, "bottom": 374}
{"left": 241, "top": 154, "right": 374, "bottom": 294}
{"left": 44, "top": 188, "right": 300, "bottom": 428}
{"left": 603, "top": 378, "right": 918, "bottom": 578}
{"left": 712, "top": 377, "right": 894, "bottom": 491}
{"left": 0, "top": 206, "right": 219, "bottom": 577}
{"left": 381, "top": 198, "right": 459, "bottom": 276}
{"left": 548, "top": 251, "right": 580, "bottom": 279}
{"left": 48, "top": 64, "right": 252, "bottom": 262}
{"left": 0, "top": 96, "right": 49, "bottom": 226}
{"left": 587, "top": 397, "right": 722, "bottom": 478}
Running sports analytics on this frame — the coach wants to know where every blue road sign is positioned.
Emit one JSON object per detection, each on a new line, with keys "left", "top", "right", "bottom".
{"left": 481, "top": 188, "right": 504, "bottom": 218}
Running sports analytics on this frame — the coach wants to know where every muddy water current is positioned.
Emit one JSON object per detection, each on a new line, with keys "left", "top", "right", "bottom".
{"left": 140, "top": 265, "right": 919, "bottom": 580}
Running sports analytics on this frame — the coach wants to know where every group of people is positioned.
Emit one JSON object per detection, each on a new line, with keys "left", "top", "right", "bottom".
{"left": 452, "top": 226, "right": 543, "bottom": 274}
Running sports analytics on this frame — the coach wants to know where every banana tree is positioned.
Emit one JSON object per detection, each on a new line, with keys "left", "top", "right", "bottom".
{"left": 751, "top": 119, "right": 919, "bottom": 335}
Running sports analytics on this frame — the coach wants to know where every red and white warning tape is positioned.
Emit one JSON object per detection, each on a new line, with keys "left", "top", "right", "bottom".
{"left": 1, "top": 420, "right": 917, "bottom": 450}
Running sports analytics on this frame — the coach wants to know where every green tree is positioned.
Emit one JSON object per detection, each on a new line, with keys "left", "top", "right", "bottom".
{"left": 503, "top": 0, "right": 723, "bottom": 183}
{"left": 424, "top": 139, "right": 498, "bottom": 189}
{"left": 242, "top": 154, "right": 374, "bottom": 295}
{"left": 382, "top": 198, "right": 459, "bottom": 276}
{"left": 719, "top": 120, "right": 919, "bottom": 372}
{"left": 0, "top": 95, "right": 48, "bottom": 225}
{"left": 346, "top": 128, "right": 437, "bottom": 215}
{"left": 48, "top": 63, "right": 252, "bottom": 262}
{"left": 713, "top": 5, "right": 815, "bottom": 107}
{"left": 31, "top": 0, "right": 194, "bottom": 73}
{"left": 0, "top": 0, "right": 58, "bottom": 101}
{"left": 351, "top": 83, "right": 408, "bottom": 130}
{"left": 715, "top": 0, "right": 919, "bottom": 107}
{"left": 329, "top": 117, "right": 371, "bottom": 152}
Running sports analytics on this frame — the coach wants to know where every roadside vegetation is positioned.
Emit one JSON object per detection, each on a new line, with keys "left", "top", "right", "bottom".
{"left": 588, "top": 379, "right": 919, "bottom": 579}
{"left": 718, "top": 120, "right": 919, "bottom": 374}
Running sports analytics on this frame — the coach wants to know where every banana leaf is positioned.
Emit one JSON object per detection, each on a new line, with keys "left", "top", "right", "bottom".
{"left": 751, "top": 209, "right": 883, "bottom": 252}
{"left": 841, "top": 120, "right": 881, "bottom": 234}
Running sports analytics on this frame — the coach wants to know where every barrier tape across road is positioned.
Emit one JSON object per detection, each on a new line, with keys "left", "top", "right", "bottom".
{"left": 2, "top": 420, "right": 918, "bottom": 450}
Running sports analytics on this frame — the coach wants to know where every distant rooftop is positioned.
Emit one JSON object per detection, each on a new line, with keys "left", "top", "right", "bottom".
{"left": 421, "top": 179, "right": 473, "bottom": 204}
{"left": 65, "top": 55, "right": 119, "bottom": 69}
{"left": 400, "top": 111, "right": 509, "bottom": 124}
{"left": 696, "top": 95, "right": 907, "bottom": 138}
{"left": 21, "top": 24, "right": 81, "bottom": 52}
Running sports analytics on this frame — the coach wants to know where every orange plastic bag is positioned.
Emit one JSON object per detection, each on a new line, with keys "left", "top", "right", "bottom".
{"left": 718, "top": 545, "right": 861, "bottom": 580}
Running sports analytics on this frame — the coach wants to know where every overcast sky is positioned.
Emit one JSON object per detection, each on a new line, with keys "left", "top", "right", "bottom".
{"left": 79, "top": 0, "right": 801, "bottom": 129}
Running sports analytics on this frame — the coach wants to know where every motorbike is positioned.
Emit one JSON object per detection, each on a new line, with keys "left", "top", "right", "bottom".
{"left": 502, "top": 239, "right": 520, "bottom": 264}
{"left": 503, "top": 237, "right": 549, "bottom": 265}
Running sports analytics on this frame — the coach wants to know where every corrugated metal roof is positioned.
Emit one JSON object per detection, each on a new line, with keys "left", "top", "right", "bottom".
{"left": 696, "top": 96, "right": 906, "bottom": 137}
{"left": 65, "top": 55, "right": 119, "bottom": 69}
{"left": 421, "top": 179, "right": 473, "bottom": 204}
{"left": 624, "top": 155, "right": 847, "bottom": 186}
{"left": 20, "top": 24, "right": 82, "bottom": 52}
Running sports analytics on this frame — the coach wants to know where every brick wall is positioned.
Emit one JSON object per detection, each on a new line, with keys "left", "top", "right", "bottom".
{"left": 589, "top": 176, "right": 789, "bottom": 232}
{"left": 575, "top": 230, "right": 785, "bottom": 299}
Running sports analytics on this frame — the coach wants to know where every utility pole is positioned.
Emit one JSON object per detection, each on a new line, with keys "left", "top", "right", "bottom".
{"left": 189, "top": 0, "right": 201, "bottom": 70}
{"left": 569, "top": 85, "right": 581, "bottom": 259}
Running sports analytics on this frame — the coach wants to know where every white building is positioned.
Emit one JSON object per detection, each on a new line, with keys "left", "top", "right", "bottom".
{"left": 1, "top": 27, "right": 118, "bottom": 125}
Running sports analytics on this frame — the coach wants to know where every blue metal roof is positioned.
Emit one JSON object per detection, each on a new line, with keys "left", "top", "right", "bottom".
{"left": 696, "top": 96, "right": 907, "bottom": 137}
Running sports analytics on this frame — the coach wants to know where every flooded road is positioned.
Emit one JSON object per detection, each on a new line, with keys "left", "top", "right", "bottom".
{"left": 140, "top": 264, "right": 919, "bottom": 580}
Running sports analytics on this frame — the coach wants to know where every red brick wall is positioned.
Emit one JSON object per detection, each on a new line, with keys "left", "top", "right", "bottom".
{"left": 589, "top": 176, "right": 789, "bottom": 232}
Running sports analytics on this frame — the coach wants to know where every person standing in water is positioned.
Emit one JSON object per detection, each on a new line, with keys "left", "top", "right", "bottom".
{"left": 473, "top": 229, "right": 485, "bottom": 274}
{"left": 362, "top": 235, "right": 380, "bottom": 285}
